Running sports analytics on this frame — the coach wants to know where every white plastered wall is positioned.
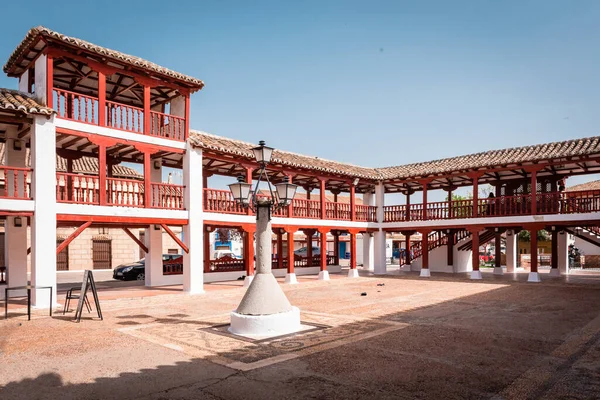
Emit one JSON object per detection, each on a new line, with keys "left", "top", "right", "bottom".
{"left": 183, "top": 144, "right": 204, "bottom": 293}
{"left": 410, "top": 235, "right": 472, "bottom": 273}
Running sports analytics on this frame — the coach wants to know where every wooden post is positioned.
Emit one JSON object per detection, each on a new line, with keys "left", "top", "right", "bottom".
{"left": 495, "top": 231, "right": 502, "bottom": 268}
{"left": 143, "top": 85, "right": 151, "bottom": 135}
{"left": 421, "top": 231, "right": 429, "bottom": 270}
{"left": 286, "top": 228, "right": 297, "bottom": 274}
{"left": 287, "top": 175, "right": 294, "bottom": 217}
{"left": 243, "top": 225, "right": 256, "bottom": 276}
{"left": 350, "top": 185, "right": 356, "bottom": 221}
{"left": 320, "top": 178, "right": 326, "bottom": 219}
{"left": 447, "top": 230, "right": 454, "bottom": 268}
{"left": 406, "top": 192, "right": 411, "bottom": 221}
{"left": 448, "top": 187, "right": 453, "bottom": 219}
{"left": 471, "top": 228, "right": 480, "bottom": 271}
{"left": 98, "top": 144, "right": 107, "bottom": 205}
{"left": 530, "top": 228, "right": 538, "bottom": 273}
{"left": 333, "top": 231, "right": 340, "bottom": 265}
{"left": 531, "top": 169, "right": 538, "bottom": 215}
{"left": 405, "top": 232, "right": 411, "bottom": 266}
{"left": 350, "top": 231, "right": 357, "bottom": 269}
{"left": 319, "top": 228, "right": 328, "bottom": 271}
{"left": 472, "top": 175, "right": 479, "bottom": 218}
{"left": 66, "top": 158, "right": 73, "bottom": 202}
{"left": 305, "top": 229, "right": 314, "bottom": 267}
{"left": 551, "top": 230, "right": 558, "bottom": 270}
{"left": 98, "top": 71, "right": 106, "bottom": 126}
{"left": 204, "top": 227, "right": 211, "bottom": 272}
{"left": 422, "top": 181, "right": 428, "bottom": 221}
{"left": 246, "top": 167, "right": 253, "bottom": 216}
{"left": 143, "top": 152, "right": 151, "bottom": 208}
{"left": 184, "top": 95, "right": 190, "bottom": 140}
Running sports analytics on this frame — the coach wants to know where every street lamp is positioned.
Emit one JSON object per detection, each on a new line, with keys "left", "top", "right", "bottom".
{"left": 227, "top": 141, "right": 301, "bottom": 338}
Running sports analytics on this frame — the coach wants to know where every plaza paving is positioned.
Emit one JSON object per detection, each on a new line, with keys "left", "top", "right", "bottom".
{"left": 1, "top": 269, "right": 600, "bottom": 399}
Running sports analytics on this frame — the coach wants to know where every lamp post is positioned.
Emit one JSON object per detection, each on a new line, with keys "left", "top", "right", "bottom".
{"left": 227, "top": 141, "right": 302, "bottom": 337}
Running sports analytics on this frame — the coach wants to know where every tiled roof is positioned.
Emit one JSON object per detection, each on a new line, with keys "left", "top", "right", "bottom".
{"left": 377, "top": 136, "right": 600, "bottom": 180}
{"left": 0, "top": 143, "right": 140, "bottom": 178}
{"left": 190, "top": 131, "right": 600, "bottom": 182}
{"left": 3, "top": 26, "right": 204, "bottom": 89}
{"left": 189, "top": 130, "right": 380, "bottom": 180}
{"left": 566, "top": 180, "right": 600, "bottom": 192}
{"left": 0, "top": 88, "right": 53, "bottom": 115}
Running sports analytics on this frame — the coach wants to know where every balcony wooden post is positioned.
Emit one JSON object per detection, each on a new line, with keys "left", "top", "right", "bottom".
{"left": 406, "top": 191, "right": 411, "bottom": 222}
{"left": 421, "top": 181, "right": 428, "bottom": 221}
{"left": 349, "top": 230, "right": 358, "bottom": 270}
{"left": 143, "top": 151, "right": 151, "bottom": 208}
{"left": 447, "top": 229, "right": 454, "bottom": 268}
{"left": 421, "top": 230, "right": 430, "bottom": 272}
{"left": 184, "top": 95, "right": 190, "bottom": 140}
{"left": 98, "top": 144, "right": 107, "bottom": 205}
{"left": 287, "top": 175, "right": 294, "bottom": 217}
{"left": 448, "top": 187, "right": 453, "bottom": 219}
{"left": 531, "top": 169, "right": 538, "bottom": 215}
{"left": 98, "top": 71, "right": 106, "bottom": 126}
{"left": 66, "top": 158, "right": 73, "bottom": 202}
{"left": 319, "top": 178, "right": 326, "bottom": 219}
{"left": 243, "top": 225, "right": 256, "bottom": 276}
{"left": 143, "top": 85, "right": 151, "bottom": 135}
{"left": 470, "top": 227, "right": 480, "bottom": 272}
{"left": 472, "top": 175, "right": 479, "bottom": 218}
{"left": 350, "top": 184, "right": 356, "bottom": 221}
{"left": 530, "top": 228, "right": 538, "bottom": 272}
{"left": 333, "top": 230, "right": 340, "bottom": 265}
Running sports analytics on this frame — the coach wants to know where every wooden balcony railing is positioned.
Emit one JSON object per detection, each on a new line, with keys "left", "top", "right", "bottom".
{"left": 53, "top": 88, "right": 186, "bottom": 141}
{"left": 292, "top": 198, "right": 321, "bottom": 219}
{"left": 107, "top": 178, "right": 144, "bottom": 207}
{"left": 204, "top": 189, "right": 246, "bottom": 214}
{"left": 56, "top": 172, "right": 99, "bottom": 204}
{"left": 106, "top": 101, "right": 144, "bottom": 133}
{"left": 208, "top": 256, "right": 245, "bottom": 272}
{"left": 150, "top": 183, "right": 185, "bottom": 210}
{"left": 149, "top": 111, "right": 186, "bottom": 141}
{"left": 0, "top": 166, "right": 32, "bottom": 200}
{"left": 325, "top": 202, "right": 351, "bottom": 220}
{"left": 54, "top": 89, "right": 99, "bottom": 125}
{"left": 355, "top": 205, "right": 377, "bottom": 222}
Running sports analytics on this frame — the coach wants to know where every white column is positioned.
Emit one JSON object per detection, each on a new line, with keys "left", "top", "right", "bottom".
{"left": 4, "top": 136, "right": 28, "bottom": 297}
{"left": 558, "top": 231, "right": 569, "bottom": 275}
{"left": 18, "top": 69, "right": 29, "bottom": 92}
{"left": 144, "top": 226, "right": 163, "bottom": 286}
{"left": 183, "top": 143, "right": 204, "bottom": 293}
{"left": 30, "top": 115, "right": 57, "bottom": 307}
{"left": 34, "top": 54, "right": 47, "bottom": 104}
{"left": 373, "top": 183, "right": 387, "bottom": 275}
{"left": 506, "top": 230, "right": 517, "bottom": 273}
{"left": 362, "top": 233, "right": 374, "bottom": 271}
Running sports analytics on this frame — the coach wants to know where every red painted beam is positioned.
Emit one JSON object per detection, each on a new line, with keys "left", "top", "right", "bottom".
{"left": 122, "top": 227, "right": 149, "bottom": 254}
{"left": 160, "top": 223, "right": 189, "bottom": 254}
{"left": 56, "top": 214, "right": 188, "bottom": 225}
{"left": 56, "top": 221, "right": 91, "bottom": 255}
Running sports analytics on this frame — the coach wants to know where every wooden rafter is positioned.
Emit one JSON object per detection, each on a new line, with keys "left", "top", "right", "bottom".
{"left": 56, "top": 221, "right": 92, "bottom": 254}
{"left": 160, "top": 224, "right": 189, "bottom": 254}
{"left": 122, "top": 228, "right": 149, "bottom": 253}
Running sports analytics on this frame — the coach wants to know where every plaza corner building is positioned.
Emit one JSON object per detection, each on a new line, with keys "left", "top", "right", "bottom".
{"left": 1, "top": 26, "right": 599, "bottom": 305}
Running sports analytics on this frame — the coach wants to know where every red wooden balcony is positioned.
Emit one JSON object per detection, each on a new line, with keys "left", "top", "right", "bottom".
{"left": 0, "top": 166, "right": 32, "bottom": 200}
{"left": 202, "top": 188, "right": 377, "bottom": 222}
{"left": 53, "top": 89, "right": 187, "bottom": 141}
{"left": 382, "top": 190, "right": 600, "bottom": 222}
{"left": 56, "top": 173, "right": 185, "bottom": 210}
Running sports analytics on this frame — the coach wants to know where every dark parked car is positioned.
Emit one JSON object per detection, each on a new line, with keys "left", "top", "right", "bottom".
{"left": 113, "top": 254, "right": 182, "bottom": 281}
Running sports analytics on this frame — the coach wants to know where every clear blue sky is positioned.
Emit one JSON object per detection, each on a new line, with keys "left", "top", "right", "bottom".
{"left": 1, "top": 0, "right": 599, "bottom": 193}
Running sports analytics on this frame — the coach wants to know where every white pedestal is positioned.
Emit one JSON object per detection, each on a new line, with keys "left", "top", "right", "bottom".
{"left": 229, "top": 306, "right": 301, "bottom": 338}
{"left": 243, "top": 275, "right": 254, "bottom": 288}
{"left": 470, "top": 270, "right": 483, "bottom": 280}
{"left": 493, "top": 267, "right": 504, "bottom": 275}
{"left": 528, "top": 272, "right": 541, "bottom": 282}
{"left": 284, "top": 273, "right": 298, "bottom": 284}
{"left": 318, "top": 270, "right": 330, "bottom": 281}
{"left": 549, "top": 268, "right": 561, "bottom": 277}
{"left": 347, "top": 269, "right": 359, "bottom": 278}
{"left": 420, "top": 268, "right": 431, "bottom": 277}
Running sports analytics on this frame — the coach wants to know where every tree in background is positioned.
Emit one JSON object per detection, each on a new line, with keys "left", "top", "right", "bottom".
{"left": 215, "top": 227, "right": 243, "bottom": 243}
{"left": 518, "top": 229, "right": 551, "bottom": 242}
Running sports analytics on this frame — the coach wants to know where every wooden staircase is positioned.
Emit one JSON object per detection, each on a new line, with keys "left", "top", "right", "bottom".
{"left": 402, "top": 230, "right": 471, "bottom": 264}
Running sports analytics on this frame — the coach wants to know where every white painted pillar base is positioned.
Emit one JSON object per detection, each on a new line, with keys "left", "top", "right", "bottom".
{"left": 420, "top": 269, "right": 431, "bottom": 277}
{"left": 229, "top": 306, "right": 301, "bottom": 338}
{"left": 318, "top": 271, "right": 330, "bottom": 281}
{"left": 284, "top": 273, "right": 298, "bottom": 284}
{"left": 243, "top": 275, "right": 254, "bottom": 288}
{"left": 5, "top": 217, "right": 28, "bottom": 296}
{"left": 493, "top": 267, "right": 504, "bottom": 275}
{"left": 528, "top": 272, "right": 541, "bottom": 282}
{"left": 506, "top": 232, "right": 517, "bottom": 273}
{"left": 558, "top": 232, "right": 569, "bottom": 275}
{"left": 31, "top": 115, "right": 57, "bottom": 307}
{"left": 549, "top": 268, "right": 561, "bottom": 277}
{"left": 144, "top": 227, "right": 163, "bottom": 286}
{"left": 373, "top": 230, "right": 387, "bottom": 275}
{"left": 470, "top": 270, "right": 483, "bottom": 280}
{"left": 183, "top": 144, "right": 204, "bottom": 294}
{"left": 347, "top": 269, "right": 359, "bottom": 278}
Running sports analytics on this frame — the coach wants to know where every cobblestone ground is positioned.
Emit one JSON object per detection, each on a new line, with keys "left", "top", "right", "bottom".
{"left": 1, "top": 270, "right": 600, "bottom": 399}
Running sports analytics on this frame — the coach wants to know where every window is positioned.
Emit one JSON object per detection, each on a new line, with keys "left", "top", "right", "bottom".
{"left": 92, "top": 239, "right": 112, "bottom": 269}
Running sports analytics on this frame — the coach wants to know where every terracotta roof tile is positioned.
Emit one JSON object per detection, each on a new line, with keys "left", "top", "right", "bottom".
{"left": 189, "top": 130, "right": 380, "bottom": 180}
{"left": 4, "top": 26, "right": 204, "bottom": 89}
{"left": 0, "top": 88, "right": 53, "bottom": 115}
{"left": 566, "top": 180, "right": 600, "bottom": 192}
